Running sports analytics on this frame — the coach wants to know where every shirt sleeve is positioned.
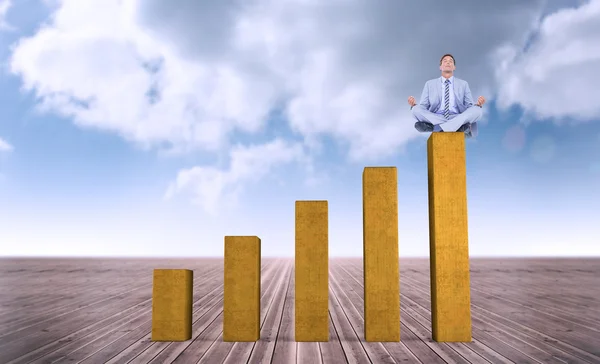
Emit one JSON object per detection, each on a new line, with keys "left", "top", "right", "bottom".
{"left": 419, "top": 82, "right": 430, "bottom": 108}
{"left": 463, "top": 82, "right": 474, "bottom": 107}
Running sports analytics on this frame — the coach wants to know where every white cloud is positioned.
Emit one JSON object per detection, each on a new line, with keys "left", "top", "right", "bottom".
{"left": 9, "top": 0, "right": 547, "bottom": 158}
{"left": 9, "top": 0, "right": 566, "bottom": 212}
{"left": 165, "top": 138, "right": 305, "bottom": 214}
{"left": 0, "top": 0, "right": 12, "bottom": 30}
{"left": 10, "top": 0, "right": 280, "bottom": 154}
{"left": 495, "top": 0, "right": 600, "bottom": 122}
{"left": 0, "top": 137, "right": 12, "bottom": 152}
{"left": 228, "top": 0, "right": 544, "bottom": 159}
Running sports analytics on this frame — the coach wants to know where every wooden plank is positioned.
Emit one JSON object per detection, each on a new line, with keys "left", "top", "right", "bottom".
{"left": 297, "top": 342, "right": 321, "bottom": 363}
{"left": 269, "top": 263, "right": 297, "bottom": 364}
{"left": 336, "top": 262, "right": 472, "bottom": 363}
{"left": 1, "top": 292, "right": 150, "bottom": 362}
{"left": 8, "top": 302, "right": 152, "bottom": 364}
{"left": 398, "top": 270, "right": 543, "bottom": 363}
{"left": 326, "top": 281, "right": 371, "bottom": 364}
{"left": 247, "top": 262, "right": 292, "bottom": 363}
{"left": 32, "top": 307, "right": 153, "bottom": 364}
{"left": 198, "top": 262, "right": 292, "bottom": 364}
{"left": 67, "top": 271, "right": 225, "bottom": 363}
{"left": 331, "top": 262, "right": 438, "bottom": 364}
{"left": 0, "top": 261, "right": 220, "bottom": 335}
{"left": 222, "top": 259, "right": 289, "bottom": 364}
{"left": 468, "top": 277, "right": 600, "bottom": 330}
{"left": 403, "top": 258, "right": 600, "bottom": 362}
{"left": 0, "top": 276, "right": 138, "bottom": 325}
{"left": 198, "top": 258, "right": 293, "bottom": 364}
{"left": 0, "top": 258, "right": 195, "bottom": 328}
{"left": 400, "top": 261, "right": 600, "bottom": 363}
{"left": 317, "top": 312, "right": 348, "bottom": 364}
{"left": 342, "top": 260, "right": 509, "bottom": 364}
{"left": 329, "top": 267, "right": 398, "bottom": 363}
{"left": 0, "top": 273, "right": 148, "bottom": 331}
{"left": 1, "top": 257, "right": 599, "bottom": 364}
{"left": 13, "top": 264, "right": 222, "bottom": 364}
{"left": 397, "top": 263, "right": 594, "bottom": 363}
{"left": 145, "top": 261, "right": 281, "bottom": 364}
{"left": 74, "top": 260, "right": 233, "bottom": 364}
{"left": 102, "top": 291, "right": 224, "bottom": 363}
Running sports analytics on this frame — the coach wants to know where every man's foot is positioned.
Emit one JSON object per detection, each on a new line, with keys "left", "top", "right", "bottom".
{"left": 414, "top": 121, "right": 434, "bottom": 132}
{"left": 457, "top": 123, "right": 470, "bottom": 133}
{"left": 457, "top": 123, "right": 474, "bottom": 138}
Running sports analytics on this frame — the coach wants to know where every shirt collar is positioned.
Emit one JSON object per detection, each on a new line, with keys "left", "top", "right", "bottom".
{"left": 441, "top": 76, "right": 454, "bottom": 83}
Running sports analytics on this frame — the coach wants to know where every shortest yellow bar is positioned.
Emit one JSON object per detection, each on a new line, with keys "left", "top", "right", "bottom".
{"left": 224, "top": 236, "right": 261, "bottom": 342}
{"left": 151, "top": 269, "right": 193, "bottom": 341}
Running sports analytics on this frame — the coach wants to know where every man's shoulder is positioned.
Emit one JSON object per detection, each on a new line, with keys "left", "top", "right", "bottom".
{"left": 425, "top": 78, "right": 439, "bottom": 86}
{"left": 453, "top": 77, "right": 469, "bottom": 86}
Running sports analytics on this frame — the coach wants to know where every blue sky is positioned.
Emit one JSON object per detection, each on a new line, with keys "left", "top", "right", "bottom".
{"left": 0, "top": 0, "right": 599, "bottom": 257}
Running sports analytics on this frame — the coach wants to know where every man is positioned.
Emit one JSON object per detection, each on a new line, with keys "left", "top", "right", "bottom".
{"left": 408, "top": 54, "right": 486, "bottom": 138}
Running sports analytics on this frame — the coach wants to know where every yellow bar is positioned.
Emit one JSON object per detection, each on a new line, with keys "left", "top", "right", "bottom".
{"left": 223, "top": 236, "right": 261, "bottom": 342}
{"left": 295, "top": 200, "right": 329, "bottom": 342}
{"left": 363, "top": 167, "right": 400, "bottom": 342}
{"left": 427, "top": 132, "right": 472, "bottom": 342}
{"left": 151, "top": 269, "right": 193, "bottom": 341}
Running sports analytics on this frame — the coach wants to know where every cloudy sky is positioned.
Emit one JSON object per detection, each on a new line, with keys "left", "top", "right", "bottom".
{"left": 0, "top": 0, "right": 598, "bottom": 257}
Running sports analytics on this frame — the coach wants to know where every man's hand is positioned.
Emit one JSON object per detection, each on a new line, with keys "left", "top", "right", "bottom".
{"left": 408, "top": 96, "right": 417, "bottom": 107}
{"left": 476, "top": 96, "right": 486, "bottom": 107}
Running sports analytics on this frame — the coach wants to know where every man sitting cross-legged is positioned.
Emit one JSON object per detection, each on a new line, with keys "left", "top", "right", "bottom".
{"left": 408, "top": 53, "right": 485, "bottom": 138}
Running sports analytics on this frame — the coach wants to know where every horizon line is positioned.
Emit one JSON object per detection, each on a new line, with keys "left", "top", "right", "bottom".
{"left": 1, "top": 255, "right": 598, "bottom": 259}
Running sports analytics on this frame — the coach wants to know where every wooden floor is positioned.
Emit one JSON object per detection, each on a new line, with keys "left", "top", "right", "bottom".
{"left": 0, "top": 258, "right": 599, "bottom": 364}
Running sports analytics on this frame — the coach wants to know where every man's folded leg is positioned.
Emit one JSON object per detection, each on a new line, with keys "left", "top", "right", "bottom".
{"left": 470, "top": 121, "right": 478, "bottom": 137}
{"left": 439, "top": 106, "right": 482, "bottom": 136}
{"left": 412, "top": 106, "right": 449, "bottom": 133}
{"left": 457, "top": 121, "right": 478, "bottom": 138}
{"left": 415, "top": 121, "right": 433, "bottom": 132}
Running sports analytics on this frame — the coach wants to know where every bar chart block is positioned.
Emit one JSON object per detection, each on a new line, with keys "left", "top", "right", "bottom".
{"left": 295, "top": 200, "right": 329, "bottom": 342}
{"left": 363, "top": 167, "right": 400, "bottom": 342}
{"left": 223, "top": 236, "right": 261, "bottom": 342}
{"left": 427, "top": 132, "right": 472, "bottom": 342}
{"left": 151, "top": 269, "right": 193, "bottom": 341}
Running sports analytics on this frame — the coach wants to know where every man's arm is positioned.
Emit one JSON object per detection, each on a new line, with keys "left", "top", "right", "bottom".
{"left": 464, "top": 81, "right": 475, "bottom": 108}
{"left": 416, "top": 83, "right": 429, "bottom": 109}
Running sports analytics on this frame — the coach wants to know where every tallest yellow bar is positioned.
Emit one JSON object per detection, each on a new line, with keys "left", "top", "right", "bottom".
{"left": 427, "top": 132, "right": 472, "bottom": 342}
{"left": 363, "top": 167, "right": 400, "bottom": 342}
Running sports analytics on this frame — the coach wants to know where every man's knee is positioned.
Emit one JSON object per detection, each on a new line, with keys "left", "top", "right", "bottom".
{"left": 411, "top": 106, "right": 422, "bottom": 120}
{"left": 470, "top": 106, "right": 482, "bottom": 120}
{"left": 459, "top": 106, "right": 482, "bottom": 123}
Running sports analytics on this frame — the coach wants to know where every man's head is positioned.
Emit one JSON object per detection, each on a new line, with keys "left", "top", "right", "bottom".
{"left": 439, "top": 54, "right": 456, "bottom": 76}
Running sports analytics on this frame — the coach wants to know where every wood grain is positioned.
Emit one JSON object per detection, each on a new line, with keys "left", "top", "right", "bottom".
{"left": 0, "top": 257, "right": 598, "bottom": 363}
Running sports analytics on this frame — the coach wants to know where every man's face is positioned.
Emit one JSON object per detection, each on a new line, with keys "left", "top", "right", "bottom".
{"left": 440, "top": 56, "right": 455, "bottom": 72}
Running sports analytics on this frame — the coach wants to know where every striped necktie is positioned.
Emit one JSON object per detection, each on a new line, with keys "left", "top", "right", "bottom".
{"left": 444, "top": 79, "right": 450, "bottom": 119}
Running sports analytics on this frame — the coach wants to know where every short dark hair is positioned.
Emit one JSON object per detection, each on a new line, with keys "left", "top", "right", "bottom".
{"left": 440, "top": 54, "right": 455, "bottom": 65}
